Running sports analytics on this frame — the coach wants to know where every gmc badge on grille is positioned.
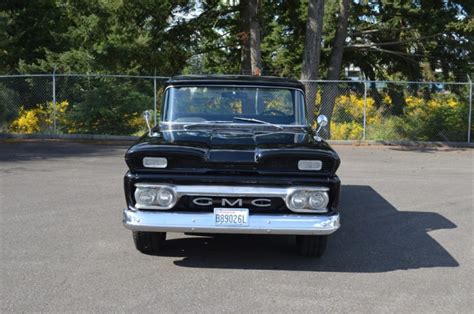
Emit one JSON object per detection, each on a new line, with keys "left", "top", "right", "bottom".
{"left": 192, "top": 197, "right": 271, "bottom": 207}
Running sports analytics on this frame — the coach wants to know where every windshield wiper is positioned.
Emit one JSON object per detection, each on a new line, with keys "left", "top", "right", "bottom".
{"left": 183, "top": 121, "right": 233, "bottom": 130}
{"left": 233, "top": 117, "right": 283, "bottom": 130}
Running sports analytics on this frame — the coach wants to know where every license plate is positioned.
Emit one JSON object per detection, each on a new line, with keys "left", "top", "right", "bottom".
{"left": 214, "top": 208, "right": 249, "bottom": 226}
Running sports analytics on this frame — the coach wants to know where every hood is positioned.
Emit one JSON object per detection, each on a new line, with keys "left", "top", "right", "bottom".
{"left": 134, "top": 127, "right": 333, "bottom": 150}
{"left": 126, "top": 127, "right": 340, "bottom": 176}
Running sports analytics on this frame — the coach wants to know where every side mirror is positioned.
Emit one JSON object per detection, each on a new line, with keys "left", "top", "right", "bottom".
{"left": 317, "top": 114, "right": 328, "bottom": 127}
{"left": 143, "top": 110, "right": 152, "bottom": 136}
{"left": 314, "top": 114, "right": 328, "bottom": 141}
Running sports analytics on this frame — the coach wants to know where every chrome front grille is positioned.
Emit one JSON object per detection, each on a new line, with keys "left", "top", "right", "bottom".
{"left": 134, "top": 184, "right": 330, "bottom": 214}
{"left": 174, "top": 196, "right": 288, "bottom": 213}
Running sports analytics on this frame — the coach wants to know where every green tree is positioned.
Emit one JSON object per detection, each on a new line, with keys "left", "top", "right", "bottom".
{"left": 346, "top": 0, "right": 473, "bottom": 81}
{"left": 1, "top": 0, "right": 200, "bottom": 75}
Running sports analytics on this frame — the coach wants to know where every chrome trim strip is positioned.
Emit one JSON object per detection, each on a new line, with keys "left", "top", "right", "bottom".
{"left": 159, "top": 122, "right": 308, "bottom": 128}
{"left": 133, "top": 184, "right": 330, "bottom": 213}
{"left": 135, "top": 184, "right": 328, "bottom": 197}
{"left": 123, "top": 208, "right": 340, "bottom": 235}
{"left": 164, "top": 84, "right": 305, "bottom": 92}
{"left": 284, "top": 208, "right": 328, "bottom": 214}
{"left": 135, "top": 204, "right": 173, "bottom": 210}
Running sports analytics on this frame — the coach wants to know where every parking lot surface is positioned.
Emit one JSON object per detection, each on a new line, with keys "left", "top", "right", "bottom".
{"left": 1, "top": 141, "right": 472, "bottom": 312}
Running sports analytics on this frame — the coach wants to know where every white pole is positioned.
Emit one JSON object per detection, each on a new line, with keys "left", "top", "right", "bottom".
{"left": 468, "top": 75, "right": 472, "bottom": 143}
{"left": 52, "top": 68, "right": 57, "bottom": 133}
{"left": 153, "top": 70, "right": 157, "bottom": 126}
{"left": 363, "top": 80, "right": 367, "bottom": 140}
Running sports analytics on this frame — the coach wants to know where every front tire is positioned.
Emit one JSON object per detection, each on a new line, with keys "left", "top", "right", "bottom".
{"left": 132, "top": 231, "right": 166, "bottom": 254}
{"left": 296, "top": 235, "right": 328, "bottom": 257}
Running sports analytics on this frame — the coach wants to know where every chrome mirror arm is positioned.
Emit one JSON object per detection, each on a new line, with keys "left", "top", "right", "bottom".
{"left": 314, "top": 125, "right": 323, "bottom": 141}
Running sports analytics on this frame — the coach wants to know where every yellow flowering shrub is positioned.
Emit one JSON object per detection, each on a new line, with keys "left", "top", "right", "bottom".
{"left": 333, "top": 94, "right": 381, "bottom": 123}
{"left": 10, "top": 109, "right": 40, "bottom": 133}
{"left": 404, "top": 95, "right": 460, "bottom": 119}
{"left": 127, "top": 113, "right": 145, "bottom": 130}
{"left": 320, "top": 90, "right": 467, "bottom": 141}
{"left": 401, "top": 94, "right": 467, "bottom": 140}
{"left": 331, "top": 121, "right": 364, "bottom": 140}
{"left": 383, "top": 94, "right": 392, "bottom": 106}
{"left": 328, "top": 92, "right": 383, "bottom": 139}
{"left": 9, "top": 101, "right": 69, "bottom": 134}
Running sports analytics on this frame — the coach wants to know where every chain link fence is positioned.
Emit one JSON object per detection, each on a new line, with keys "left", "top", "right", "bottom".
{"left": 0, "top": 74, "right": 168, "bottom": 136}
{"left": 302, "top": 80, "right": 472, "bottom": 143}
{"left": 1, "top": 74, "right": 472, "bottom": 143}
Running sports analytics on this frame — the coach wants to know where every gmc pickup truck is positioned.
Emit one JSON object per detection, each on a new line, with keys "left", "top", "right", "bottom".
{"left": 123, "top": 75, "right": 341, "bottom": 257}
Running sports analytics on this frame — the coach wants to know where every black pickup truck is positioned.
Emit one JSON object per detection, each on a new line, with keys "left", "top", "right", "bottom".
{"left": 123, "top": 75, "right": 341, "bottom": 257}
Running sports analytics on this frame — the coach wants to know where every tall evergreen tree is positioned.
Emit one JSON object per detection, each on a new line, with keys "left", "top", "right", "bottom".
{"left": 301, "top": 0, "right": 325, "bottom": 122}
{"left": 320, "top": 0, "right": 351, "bottom": 134}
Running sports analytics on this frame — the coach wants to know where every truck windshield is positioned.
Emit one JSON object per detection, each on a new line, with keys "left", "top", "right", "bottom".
{"left": 163, "top": 86, "right": 306, "bottom": 126}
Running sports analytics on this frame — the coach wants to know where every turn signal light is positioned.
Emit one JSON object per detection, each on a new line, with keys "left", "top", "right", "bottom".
{"left": 143, "top": 157, "right": 167, "bottom": 168}
{"left": 298, "top": 160, "right": 322, "bottom": 171}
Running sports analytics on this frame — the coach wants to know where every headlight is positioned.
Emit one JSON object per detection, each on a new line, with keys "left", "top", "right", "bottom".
{"left": 288, "top": 191, "right": 307, "bottom": 209}
{"left": 286, "top": 189, "right": 329, "bottom": 213}
{"left": 134, "top": 185, "right": 177, "bottom": 209}
{"left": 135, "top": 188, "right": 156, "bottom": 205}
{"left": 308, "top": 191, "right": 329, "bottom": 210}
{"left": 155, "top": 188, "right": 176, "bottom": 207}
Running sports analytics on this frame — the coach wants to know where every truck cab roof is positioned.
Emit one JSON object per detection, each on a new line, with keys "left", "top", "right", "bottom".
{"left": 166, "top": 75, "right": 305, "bottom": 90}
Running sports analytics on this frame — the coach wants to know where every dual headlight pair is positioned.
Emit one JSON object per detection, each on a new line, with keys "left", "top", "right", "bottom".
{"left": 134, "top": 186, "right": 177, "bottom": 209}
{"left": 286, "top": 189, "right": 329, "bottom": 213}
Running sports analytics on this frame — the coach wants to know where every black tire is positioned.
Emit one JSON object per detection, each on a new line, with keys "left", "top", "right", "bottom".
{"left": 296, "top": 235, "right": 328, "bottom": 257}
{"left": 132, "top": 231, "right": 166, "bottom": 254}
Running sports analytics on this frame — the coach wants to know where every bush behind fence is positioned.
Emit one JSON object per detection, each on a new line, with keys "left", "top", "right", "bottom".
{"left": 0, "top": 74, "right": 472, "bottom": 142}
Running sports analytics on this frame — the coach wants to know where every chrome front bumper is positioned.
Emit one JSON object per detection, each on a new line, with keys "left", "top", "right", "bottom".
{"left": 123, "top": 208, "right": 340, "bottom": 235}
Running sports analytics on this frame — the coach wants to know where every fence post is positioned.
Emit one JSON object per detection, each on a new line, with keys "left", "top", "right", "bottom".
{"left": 468, "top": 75, "right": 472, "bottom": 143}
{"left": 153, "top": 74, "right": 157, "bottom": 126}
{"left": 52, "top": 68, "right": 57, "bottom": 133}
{"left": 363, "top": 79, "right": 367, "bottom": 140}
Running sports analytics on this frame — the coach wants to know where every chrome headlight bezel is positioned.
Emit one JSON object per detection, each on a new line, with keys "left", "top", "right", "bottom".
{"left": 134, "top": 184, "right": 177, "bottom": 210}
{"left": 285, "top": 188, "right": 329, "bottom": 213}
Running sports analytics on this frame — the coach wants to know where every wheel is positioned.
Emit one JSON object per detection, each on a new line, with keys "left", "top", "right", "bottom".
{"left": 296, "top": 235, "right": 328, "bottom": 257}
{"left": 132, "top": 231, "right": 166, "bottom": 254}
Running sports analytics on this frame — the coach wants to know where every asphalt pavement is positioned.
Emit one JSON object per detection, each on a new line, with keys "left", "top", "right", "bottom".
{"left": 0, "top": 141, "right": 472, "bottom": 312}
